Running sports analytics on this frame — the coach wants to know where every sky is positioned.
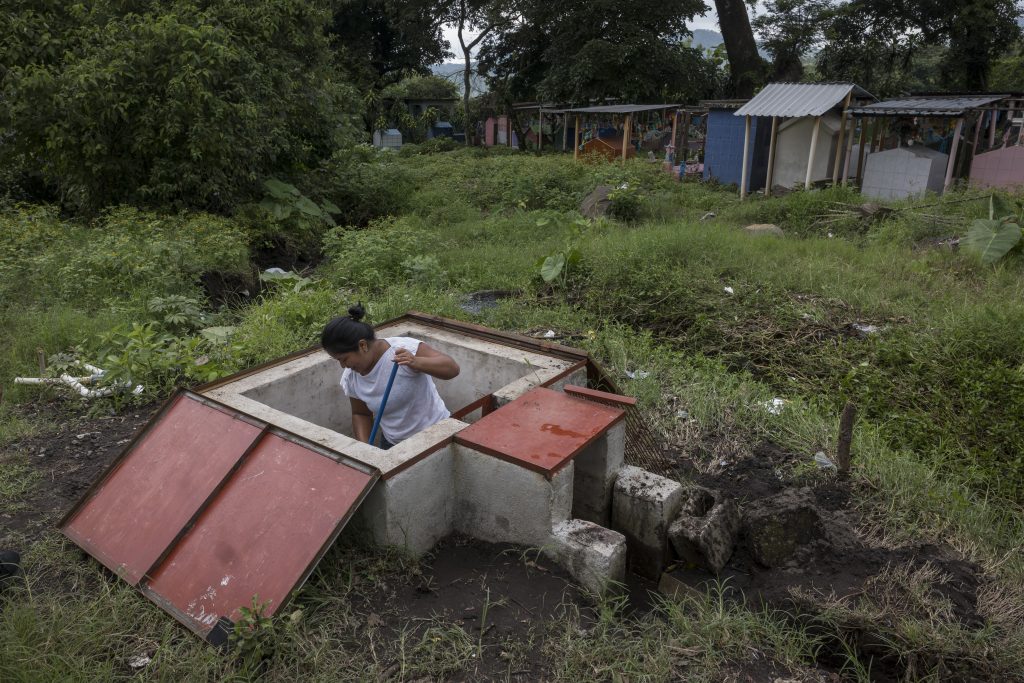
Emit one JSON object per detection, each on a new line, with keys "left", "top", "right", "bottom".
{"left": 441, "top": 6, "right": 731, "bottom": 62}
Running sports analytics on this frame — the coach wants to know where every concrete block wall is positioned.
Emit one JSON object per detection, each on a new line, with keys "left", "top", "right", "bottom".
{"left": 612, "top": 466, "right": 683, "bottom": 579}
{"left": 571, "top": 422, "right": 625, "bottom": 525}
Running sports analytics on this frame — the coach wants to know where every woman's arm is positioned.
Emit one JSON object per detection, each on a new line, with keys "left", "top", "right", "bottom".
{"left": 393, "top": 342, "right": 460, "bottom": 380}
{"left": 350, "top": 397, "right": 373, "bottom": 442}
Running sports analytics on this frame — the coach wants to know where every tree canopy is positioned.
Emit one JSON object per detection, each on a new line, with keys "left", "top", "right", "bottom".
{"left": 1, "top": 0, "right": 359, "bottom": 213}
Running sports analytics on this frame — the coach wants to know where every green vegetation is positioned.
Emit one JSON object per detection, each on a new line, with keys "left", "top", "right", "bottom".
{"left": 2, "top": 149, "right": 1024, "bottom": 680}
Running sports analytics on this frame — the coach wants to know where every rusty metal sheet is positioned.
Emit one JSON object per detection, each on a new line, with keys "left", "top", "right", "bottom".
{"left": 455, "top": 387, "right": 625, "bottom": 478}
{"left": 62, "top": 394, "right": 263, "bottom": 585}
{"left": 142, "top": 431, "right": 376, "bottom": 635}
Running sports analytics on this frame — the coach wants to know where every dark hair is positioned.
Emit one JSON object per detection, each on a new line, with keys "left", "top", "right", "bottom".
{"left": 321, "top": 303, "right": 375, "bottom": 354}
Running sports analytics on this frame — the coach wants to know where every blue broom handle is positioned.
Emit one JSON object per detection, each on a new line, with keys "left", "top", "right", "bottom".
{"left": 368, "top": 361, "right": 399, "bottom": 446}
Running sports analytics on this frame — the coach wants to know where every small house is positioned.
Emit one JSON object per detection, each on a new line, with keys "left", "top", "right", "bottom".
{"left": 372, "top": 128, "right": 403, "bottom": 151}
{"left": 733, "top": 82, "right": 875, "bottom": 197}
{"left": 702, "top": 100, "right": 770, "bottom": 191}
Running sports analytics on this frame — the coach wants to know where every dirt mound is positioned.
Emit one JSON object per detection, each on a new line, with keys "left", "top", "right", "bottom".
{"left": 664, "top": 441, "right": 988, "bottom": 681}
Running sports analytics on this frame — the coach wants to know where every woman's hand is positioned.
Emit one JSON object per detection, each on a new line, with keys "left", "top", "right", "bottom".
{"left": 394, "top": 343, "right": 460, "bottom": 380}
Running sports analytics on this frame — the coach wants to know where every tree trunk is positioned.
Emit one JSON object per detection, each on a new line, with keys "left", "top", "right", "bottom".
{"left": 713, "top": 0, "right": 763, "bottom": 98}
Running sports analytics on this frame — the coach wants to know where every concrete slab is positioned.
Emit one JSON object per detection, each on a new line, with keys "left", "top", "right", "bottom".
{"left": 455, "top": 387, "right": 625, "bottom": 479}
{"left": 612, "top": 466, "right": 682, "bottom": 580}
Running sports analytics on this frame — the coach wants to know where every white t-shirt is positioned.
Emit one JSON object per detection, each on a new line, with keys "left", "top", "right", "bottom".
{"left": 340, "top": 337, "right": 450, "bottom": 445}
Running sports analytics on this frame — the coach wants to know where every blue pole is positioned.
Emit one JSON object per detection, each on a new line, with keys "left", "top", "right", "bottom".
{"left": 368, "top": 361, "right": 399, "bottom": 446}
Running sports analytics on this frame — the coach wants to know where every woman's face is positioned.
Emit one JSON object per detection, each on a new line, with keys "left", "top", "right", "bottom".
{"left": 330, "top": 340, "right": 372, "bottom": 374}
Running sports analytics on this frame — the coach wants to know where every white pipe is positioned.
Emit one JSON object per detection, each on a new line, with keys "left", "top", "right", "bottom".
{"left": 14, "top": 368, "right": 143, "bottom": 398}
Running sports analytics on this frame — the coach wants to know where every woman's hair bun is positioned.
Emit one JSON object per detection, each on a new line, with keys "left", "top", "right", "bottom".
{"left": 348, "top": 302, "right": 366, "bottom": 321}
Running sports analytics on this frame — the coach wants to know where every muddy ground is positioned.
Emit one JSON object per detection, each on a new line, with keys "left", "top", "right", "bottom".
{"left": 0, "top": 400, "right": 998, "bottom": 681}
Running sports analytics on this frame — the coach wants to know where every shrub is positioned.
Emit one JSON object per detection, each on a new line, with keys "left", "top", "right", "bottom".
{"left": 0, "top": 0, "right": 359, "bottom": 214}
{"left": 321, "top": 216, "right": 431, "bottom": 290}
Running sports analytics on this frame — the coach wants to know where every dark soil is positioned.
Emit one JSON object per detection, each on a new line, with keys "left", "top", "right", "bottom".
{"left": 352, "top": 533, "right": 588, "bottom": 682}
{"left": 665, "top": 441, "right": 988, "bottom": 682}
{"left": 1, "top": 400, "right": 159, "bottom": 543}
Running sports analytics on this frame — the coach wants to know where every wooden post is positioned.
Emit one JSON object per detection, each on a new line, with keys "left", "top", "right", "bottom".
{"left": 806, "top": 115, "right": 822, "bottom": 189}
{"left": 943, "top": 117, "right": 964, "bottom": 193}
{"left": 989, "top": 109, "right": 998, "bottom": 148}
{"left": 681, "top": 111, "right": 691, "bottom": 179}
{"left": 562, "top": 113, "right": 569, "bottom": 152}
{"left": 621, "top": 114, "right": 631, "bottom": 164}
{"left": 842, "top": 115, "right": 856, "bottom": 185}
{"left": 538, "top": 105, "right": 543, "bottom": 152}
{"left": 573, "top": 115, "right": 580, "bottom": 161}
{"left": 670, "top": 111, "right": 679, "bottom": 169}
{"left": 971, "top": 112, "right": 983, "bottom": 153}
{"left": 836, "top": 402, "right": 857, "bottom": 476}
{"left": 740, "top": 114, "right": 752, "bottom": 200}
{"left": 765, "top": 116, "right": 779, "bottom": 197}
{"left": 855, "top": 118, "right": 869, "bottom": 185}
{"left": 832, "top": 93, "right": 853, "bottom": 185}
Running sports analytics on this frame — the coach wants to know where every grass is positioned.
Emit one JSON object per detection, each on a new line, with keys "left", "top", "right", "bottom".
{"left": 2, "top": 149, "right": 1024, "bottom": 679}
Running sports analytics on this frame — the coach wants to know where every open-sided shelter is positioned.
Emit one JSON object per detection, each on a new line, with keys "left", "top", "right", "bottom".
{"left": 565, "top": 104, "right": 679, "bottom": 164}
{"left": 733, "top": 83, "right": 874, "bottom": 198}
{"left": 848, "top": 94, "right": 1023, "bottom": 197}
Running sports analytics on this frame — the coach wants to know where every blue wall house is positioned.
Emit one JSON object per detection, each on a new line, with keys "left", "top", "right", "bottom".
{"left": 702, "top": 100, "right": 771, "bottom": 193}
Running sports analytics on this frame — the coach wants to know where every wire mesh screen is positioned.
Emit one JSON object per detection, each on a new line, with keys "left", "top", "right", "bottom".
{"left": 589, "top": 371, "right": 674, "bottom": 475}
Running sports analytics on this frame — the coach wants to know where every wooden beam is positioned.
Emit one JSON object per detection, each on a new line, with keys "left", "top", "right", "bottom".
{"left": 989, "top": 109, "right": 998, "bottom": 148}
{"left": 740, "top": 114, "right": 752, "bottom": 200}
{"left": 621, "top": 114, "right": 631, "bottom": 164}
{"left": 855, "top": 117, "right": 869, "bottom": 186}
{"left": 832, "top": 92, "right": 853, "bottom": 185}
{"left": 680, "top": 111, "right": 691, "bottom": 181}
{"left": 562, "top": 113, "right": 568, "bottom": 152}
{"left": 943, "top": 117, "right": 964, "bottom": 193}
{"left": 670, "top": 111, "right": 679, "bottom": 168}
{"left": 841, "top": 115, "right": 856, "bottom": 186}
{"left": 573, "top": 115, "right": 580, "bottom": 161}
{"left": 538, "top": 105, "right": 542, "bottom": 152}
{"left": 765, "top": 116, "right": 779, "bottom": 197}
{"left": 806, "top": 115, "right": 822, "bottom": 189}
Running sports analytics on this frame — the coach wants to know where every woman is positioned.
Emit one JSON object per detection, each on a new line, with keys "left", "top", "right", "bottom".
{"left": 321, "top": 304, "right": 459, "bottom": 448}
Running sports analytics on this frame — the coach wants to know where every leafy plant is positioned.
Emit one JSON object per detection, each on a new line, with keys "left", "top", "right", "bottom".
{"left": 963, "top": 194, "right": 1024, "bottom": 264}
{"left": 146, "top": 295, "right": 208, "bottom": 333}
{"left": 536, "top": 215, "right": 589, "bottom": 292}
{"left": 230, "top": 595, "right": 276, "bottom": 667}
{"left": 259, "top": 179, "right": 341, "bottom": 227}
{"left": 607, "top": 182, "right": 645, "bottom": 222}
{"left": 258, "top": 269, "right": 314, "bottom": 293}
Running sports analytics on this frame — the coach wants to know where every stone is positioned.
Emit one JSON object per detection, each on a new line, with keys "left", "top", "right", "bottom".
{"left": 668, "top": 490, "right": 741, "bottom": 573}
{"left": 580, "top": 185, "right": 614, "bottom": 219}
{"left": 743, "top": 223, "right": 785, "bottom": 237}
{"left": 743, "top": 489, "right": 825, "bottom": 568}
{"left": 548, "top": 519, "right": 626, "bottom": 596}
{"left": 611, "top": 466, "right": 683, "bottom": 579}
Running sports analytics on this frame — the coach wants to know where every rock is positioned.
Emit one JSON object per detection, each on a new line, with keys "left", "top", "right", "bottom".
{"left": 668, "top": 487, "right": 741, "bottom": 572}
{"left": 743, "top": 489, "right": 825, "bottom": 568}
{"left": 580, "top": 185, "right": 614, "bottom": 219}
{"left": 743, "top": 223, "right": 785, "bottom": 237}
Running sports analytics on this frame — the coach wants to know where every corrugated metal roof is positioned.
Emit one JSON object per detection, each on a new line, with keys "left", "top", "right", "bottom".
{"left": 565, "top": 104, "right": 680, "bottom": 114}
{"left": 734, "top": 83, "right": 873, "bottom": 118}
{"left": 848, "top": 94, "right": 1008, "bottom": 116}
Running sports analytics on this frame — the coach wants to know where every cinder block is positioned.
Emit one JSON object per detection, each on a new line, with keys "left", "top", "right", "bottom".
{"left": 547, "top": 520, "right": 626, "bottom": 595}
{"left": 571, "top": 422, "right": 625, "bottom": 525}
{"left": 668, "top": 487, "right": 741, "bottom": 573}
{"left": 611, "top": 466, "right": 682, "bottom": 580}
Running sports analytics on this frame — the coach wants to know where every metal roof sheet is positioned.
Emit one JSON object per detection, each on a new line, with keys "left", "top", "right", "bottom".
{"left": 848, "top": 94, "right": 1008, "bottom": 116}
{"left": 61, "top": 392, "right": 378, "bottom": 640}
{"left": 734, "top": 83, "right": 873, "bottom": 118}
{"left": 565, "top": 104, "right": 680, "bottom": 114}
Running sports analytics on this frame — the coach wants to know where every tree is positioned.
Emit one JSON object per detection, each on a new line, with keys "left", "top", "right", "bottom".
{"left": 754, "top": 0, "right": 830, "bottom": 81}
{"left": 478, "top": 0, "right": 718, "bottom": 105}
{"left": 329, "top": 0, "right": 452, "bottom": 90}
{"left": 446, "top": 0, "right": 512, "bottom": 144}
{"left": 713, "top": 0, "right": 766, "bottom": 96}
{"left": 1, "top": 0, "right": 359, "bottom": 214}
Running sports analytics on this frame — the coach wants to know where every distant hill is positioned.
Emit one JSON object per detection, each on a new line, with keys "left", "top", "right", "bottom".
{"left": 430, "top": 62, "right": 487, "bottom": 96}
{"left": 691, "top": 29, "right": 723, "bottom": 50}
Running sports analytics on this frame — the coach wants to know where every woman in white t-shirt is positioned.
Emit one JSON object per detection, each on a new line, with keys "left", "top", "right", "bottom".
{"left": 321, "top": 304, "right": 459, "bottom": 449}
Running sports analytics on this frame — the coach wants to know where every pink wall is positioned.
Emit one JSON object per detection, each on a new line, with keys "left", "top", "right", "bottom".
{"left": 483, "top": 116, "right": 514, "bottom": 147}
{"left": 971, "top": 145, "right": 1024, "bottom": 191}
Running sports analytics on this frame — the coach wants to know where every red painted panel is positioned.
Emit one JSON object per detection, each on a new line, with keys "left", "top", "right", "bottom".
{"left": 144, "top": 433, "right": 374, "bottom": 633}
{"left": 62, "top": 395, "right": 262, "bottom": 585}
{"left": 455, "top": 387, "right": 625, "bottom": 478}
